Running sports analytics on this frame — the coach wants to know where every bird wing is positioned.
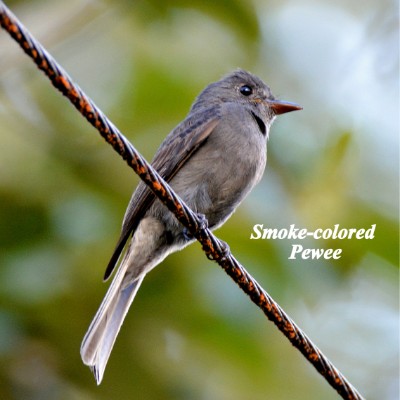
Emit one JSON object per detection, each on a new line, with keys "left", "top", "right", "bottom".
{"left": 103, "top": 106, "right": 221, "bottom": 280}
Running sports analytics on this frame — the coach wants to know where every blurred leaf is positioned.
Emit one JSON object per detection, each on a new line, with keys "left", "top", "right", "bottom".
{"left": 116, "top": 0, "right": 260, "bottom": 44}
{"left": 0, "top": 194, "right": 49, "bottom": 249}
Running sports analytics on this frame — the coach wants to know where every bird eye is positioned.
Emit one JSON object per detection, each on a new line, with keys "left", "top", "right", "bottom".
{"left": 239, "top": 85, "right": 253, "bottom": 96}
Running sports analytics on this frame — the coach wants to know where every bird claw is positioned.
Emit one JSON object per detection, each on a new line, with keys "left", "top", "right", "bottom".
{"left": 196, "top": 213, "right": 208, "bottom": 230}
{"left": 218, "top": 240, "right": 230, "bottom": 259}
{"left": 205, "top": 239, "right": 230, "bottom": 261}
{"left": 183, "top": 213, "right": 208, "bottom": 241}
{"left": 182, "top": 227, "right": 193, "bottom": 241}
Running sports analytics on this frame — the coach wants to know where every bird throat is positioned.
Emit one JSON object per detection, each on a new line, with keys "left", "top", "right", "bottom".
{"left": 250, "top": 111, "right": 266, "bottom": 135}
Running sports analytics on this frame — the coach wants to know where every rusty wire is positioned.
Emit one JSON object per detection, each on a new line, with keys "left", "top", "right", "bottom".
{"left": 0, "top": 2, "right": 365, "bottom": 400}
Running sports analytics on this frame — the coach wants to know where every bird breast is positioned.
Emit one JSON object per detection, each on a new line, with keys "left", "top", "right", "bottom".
{"left": 170, "top": 103, "right": 267, "bottom": 229}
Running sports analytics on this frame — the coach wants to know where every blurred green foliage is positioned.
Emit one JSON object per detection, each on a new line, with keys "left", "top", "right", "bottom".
{"left": 0, "top": 0, "right": 398, "bottom": 399}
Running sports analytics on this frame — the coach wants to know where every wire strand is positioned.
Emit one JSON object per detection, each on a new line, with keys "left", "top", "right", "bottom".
{"left": 0, "top": 3, "right": 364, "bottom": 399}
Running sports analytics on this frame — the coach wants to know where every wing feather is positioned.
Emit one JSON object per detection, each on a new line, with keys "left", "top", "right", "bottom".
{"left": 103, "top": 106, "right": 220, "bottom": 280}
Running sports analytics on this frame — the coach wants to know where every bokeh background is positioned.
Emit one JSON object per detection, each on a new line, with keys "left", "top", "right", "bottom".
{"left": 0, "top": 0, "right": 398, "bottom": 399}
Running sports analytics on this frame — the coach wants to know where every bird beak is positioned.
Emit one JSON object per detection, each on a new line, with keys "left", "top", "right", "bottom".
{"left": 267, "top": 100, "right": 302, "bottom": 115}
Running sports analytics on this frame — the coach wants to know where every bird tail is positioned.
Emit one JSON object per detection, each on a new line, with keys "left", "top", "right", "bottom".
{"left": 80, "top": 263, "right": 144, "bottom": 385}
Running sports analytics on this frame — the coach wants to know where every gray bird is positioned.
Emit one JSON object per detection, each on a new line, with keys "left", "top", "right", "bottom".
{"left": 80, "top": 69, "right": 301, "bottom": 384}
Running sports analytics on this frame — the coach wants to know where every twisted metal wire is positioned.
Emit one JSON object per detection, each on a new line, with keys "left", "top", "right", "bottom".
{"left": 0, "top": 3, "right": 365, "bottom": 400}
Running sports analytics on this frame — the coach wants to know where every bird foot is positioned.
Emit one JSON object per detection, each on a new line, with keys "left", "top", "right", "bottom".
{"left": 205, "top": 239, "right": 231, "bottom": 261}
{"left": 183, "top": 213, "right": 208, "bottom": 241}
